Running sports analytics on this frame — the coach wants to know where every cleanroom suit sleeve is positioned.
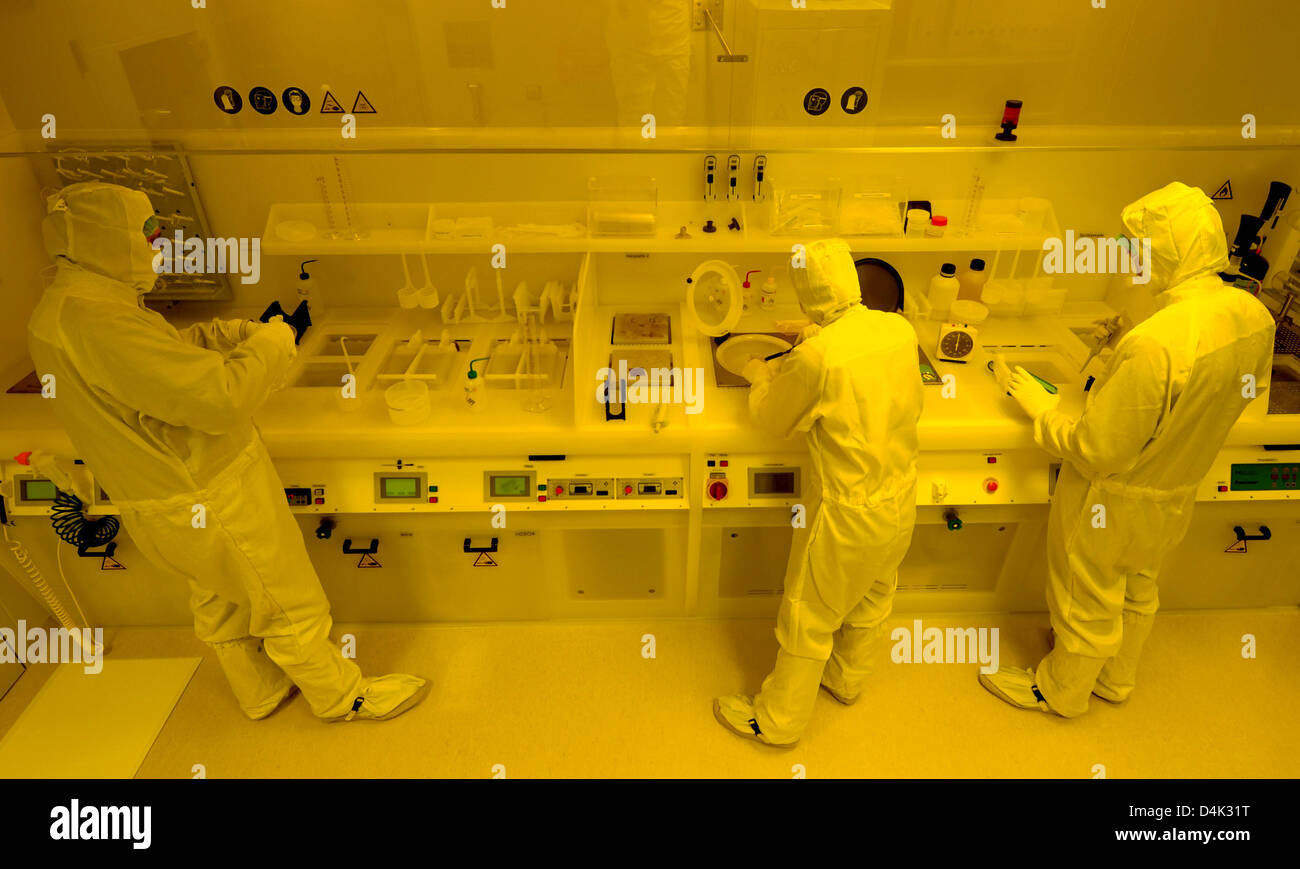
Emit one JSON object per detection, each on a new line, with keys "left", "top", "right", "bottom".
{"left": 77, "top": 310, "right": 297, "bottom": 435}
{"left": 179, "top": 318, "right": 255, "bottom": 353}
{"left": 1032, "top": 336, "right": 1168, "bottom": 476}
{"left": 748, "top": 344, "right": 824, "bottom": 437}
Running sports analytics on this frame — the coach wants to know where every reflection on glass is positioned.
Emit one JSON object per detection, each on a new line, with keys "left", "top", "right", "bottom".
{"left": 605, "top": 0, "right": 693, "bottom": 128}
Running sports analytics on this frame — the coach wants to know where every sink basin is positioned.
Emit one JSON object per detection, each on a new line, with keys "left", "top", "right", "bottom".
{"left": 292, "top": 360, "right": 357, "bottom": 389}
{"left": 376, "top": 339, "right": 469, "bottom": 389}
{"left": 309, "top": 331, "right": 378, "bottom": 357}
{"left": 484, "top": 339, "right": 568, "bottom": 390}
{"left": 716, "top": 334, "right": 792, "bottom": 377}
{"left": 985, "top": 348, "right": 1081, "bottom": 389}
{"left": 288, "top": 327, "right": 382, "bottom": 390}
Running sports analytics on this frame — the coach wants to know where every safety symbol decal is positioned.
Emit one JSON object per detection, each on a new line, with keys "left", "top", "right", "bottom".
{"left": 352, "top": 91, "right": 377, "bottom": 114}
{"left": 841, "top": 87, "right": 868, "bottom": 114}
{"left": 249, "top": 86, "right": 277, "bottom": 115}
{"left": 101, "top": 556, "right": 125, "bottom": 571}
{"left": 473, "top": 553, "right": 498, "bottom": 567}
{"left": 283, "top": 87, "right": 311, "bottom": 115}
{"left": 1212, "top": 180, "right": 1233, "bottom": 201}
{"left": 320, "top": 91, "right": 345, "bottom": 113}
{"left": 803, "top": 88, "right": 831, "bottom": 116}
{"left": 213, "top": 86, "right": 242, "bottom": 114}
{"left": 357, "top": 553, "right": 382, "bottom": 568}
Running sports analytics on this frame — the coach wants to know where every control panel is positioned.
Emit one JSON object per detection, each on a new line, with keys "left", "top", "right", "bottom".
{"left": 484, "top": 470, "right": 539, "bottom": 502}
{"left": 614, "top": 477, "right": 683, "bottom": 499}
{"left": 0, "top": 464, "right": 116, "bottom": 516}
{"left": 274, "top": 456, "right": 687, "bottom": 512}
{"left": 548, "top": 478, "right": 614, "bottom": 500}
{"left": 702, "top": 454, "right": 804, "bottom": 508}
{"left": 1202, "top": 448, "right": 1300, "bottom": 500}
{"left": 285, "top": 486, "right": 329, "bottom": 507}
{"left": 1229, "top": 462, "right": 1300, "bottom": 491}
{"left": 702, "top": 451, "right": 1054, "bottom": 508}
{"left": 920, "top": 451, "right": 1048, "bottom": 505}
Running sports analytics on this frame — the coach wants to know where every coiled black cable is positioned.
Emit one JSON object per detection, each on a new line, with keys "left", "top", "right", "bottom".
{"left": 49, "top": 489, "right": 119, "bottom": 549}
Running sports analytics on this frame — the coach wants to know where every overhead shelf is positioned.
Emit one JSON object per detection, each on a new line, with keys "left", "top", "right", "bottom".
{"left": 261, "top": 198, "right": 1058, "bottom": 256}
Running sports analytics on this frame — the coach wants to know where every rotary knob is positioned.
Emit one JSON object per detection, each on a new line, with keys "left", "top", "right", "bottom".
{"left": 707, "top": 479, "right": 729, "bottom": 501}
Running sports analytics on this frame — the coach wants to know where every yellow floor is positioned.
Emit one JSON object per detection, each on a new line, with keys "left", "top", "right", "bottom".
{"left": 1, "top": 611, "right": 1296, "bottom": 778}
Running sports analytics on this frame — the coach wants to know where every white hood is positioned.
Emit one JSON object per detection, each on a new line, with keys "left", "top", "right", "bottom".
{"left": 43, "top": 182, "right": 160, "bottom": 295}
{"left": 790, "top": 238, "right": 862, "bottom": 325}
{"left": 1120, "top": 182, "right": 1229, "bottom": 296}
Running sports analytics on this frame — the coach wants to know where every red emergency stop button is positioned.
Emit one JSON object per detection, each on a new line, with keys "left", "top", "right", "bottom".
{"left": 555, "top": 486, "right": 564, "bottom": 495}
{"left": 983, "top": 478, "right": 998, "bottom": 494}
{"left": 624, "top": 485, "right": 634, "bottom": 495}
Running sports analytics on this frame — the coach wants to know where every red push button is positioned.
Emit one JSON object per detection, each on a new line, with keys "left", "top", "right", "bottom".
{"left": 1217, "top": 485, "right": 1228, "bottom": 492}
{"left": 987, "top": 456, "right": 997, "bottom": 464}
{"left": 983, "top": 479, "right": 998, "bottom": 494}
{"left": 314, "top": 498, "right": 325, "bottom": 505}
{"left": 555, "top": 486, "right": 565, "bottom": 495}
{"left": 538, "top": 495, "right": 547, "bottom": 502}
{"left": 720, "top": 460, "right": 729, "bottom": 467}
{"left": 624, "top": 485, "right": 634, "bottom": 495}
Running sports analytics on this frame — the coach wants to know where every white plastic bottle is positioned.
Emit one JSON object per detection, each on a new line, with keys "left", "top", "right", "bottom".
{"left": 296, "top": 259, "right": 323, "bottom": 319}
{"left": 928, "top": 263, "right": 960, "bottom": 319}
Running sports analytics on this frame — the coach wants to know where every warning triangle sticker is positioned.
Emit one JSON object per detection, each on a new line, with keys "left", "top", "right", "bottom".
{"left": 357, "top": 553, "right": 382, "bottom": 568}
{"left": 1224, "top": 538, "right": 1247, "bottom": 553}
{"left": 1212, "top": 180, "right": 1233, "bottom": 201}
{"left": 101, "top": 556, "right": 125, "bottom": 571}
{"left": 320, "top": 91, "right": 344, "bottom": 113}
{"left": 473, "top": 552, "right": 497, "bottom": 567}
{"left": 351, "top": 91, "right": 377, "bottom": 114}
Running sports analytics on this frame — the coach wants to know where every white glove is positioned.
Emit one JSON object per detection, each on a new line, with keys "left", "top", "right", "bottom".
{"left": 1007, "top": 366, "right": 1060, "bottom": 420}
{"left": 1089, "top": 315, "right": 1128, "bottom": 351}
{"left": 797, "top": 323, "right": 822, "bottom": 345}
{"left": 742, "top": 357, "right": 773, "bottom": 385}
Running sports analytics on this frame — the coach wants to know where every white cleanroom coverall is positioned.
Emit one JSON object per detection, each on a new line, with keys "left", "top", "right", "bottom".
{"left": 715, "top": 239, "right": 922, "bottom": 745}
{"left": 991, "top": 182, "right": 1275, "bottom": 717}
{"left": 27, "top": 183, "right": 426, "bottom": 721}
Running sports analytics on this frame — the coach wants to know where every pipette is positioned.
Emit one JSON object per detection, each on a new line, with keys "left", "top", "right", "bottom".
{"left": 1079, "top": 315, "right": 1123, "bottom": 372}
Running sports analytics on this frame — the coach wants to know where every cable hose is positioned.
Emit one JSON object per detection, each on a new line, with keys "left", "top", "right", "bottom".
{"left": 3, "top": 524, "right": 79, "bottom": 632}
{"left": 49, "top": 489, "right": 119, "bottom": 549}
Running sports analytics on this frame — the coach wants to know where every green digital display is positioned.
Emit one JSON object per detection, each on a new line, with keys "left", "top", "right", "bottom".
{"left": 21, "top": 479, "right": 57, "bottom": 501}
{"left": 491, "top": 475, "right": 529, "bottom": 497}
{"left": 1231, "top": 463, "right": 1299, "bottom": 491}
{"left": 382, "top": 477, "right": 420, "bottom": 499}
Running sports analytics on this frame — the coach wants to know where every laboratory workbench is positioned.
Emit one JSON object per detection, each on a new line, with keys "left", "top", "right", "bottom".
{"left": 1, "top": 305, "right": 1295, "bottom": 461}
